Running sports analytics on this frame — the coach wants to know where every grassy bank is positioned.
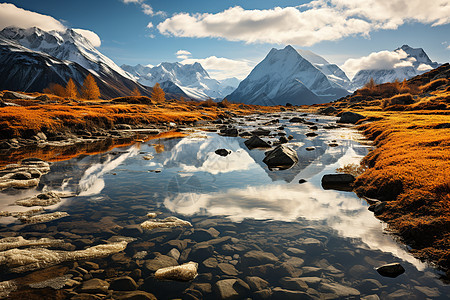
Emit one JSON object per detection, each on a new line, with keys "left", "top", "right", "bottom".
{"left": 0, "top": 93, "right": 278, "bottom": 139}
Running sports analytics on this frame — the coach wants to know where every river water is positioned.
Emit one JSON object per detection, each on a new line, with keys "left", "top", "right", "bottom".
{"left": 0, "top": 112, "right": 448, "bottom": 299}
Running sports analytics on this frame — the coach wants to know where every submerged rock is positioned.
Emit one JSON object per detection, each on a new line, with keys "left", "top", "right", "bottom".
{"left": 0, "top": 280, "right": 17, "bottom": 299}
{"left": 0, "top": 236, "right": 66, "bottom": 251}
{"left": 0, "top": 159, "right": 50, "bottom": 190}
{"left": 28, "top": 274, "right": 72, "bottom": 289}
{"left": 263, "top": 145, "right": 298, "bottom": 169}
{"left": 0, "top": 241, "right": 129, "bottom": 273}
{"left": 140, "top": 216, "right": 192, "bottom": 230}
{"left": 251, "top": 128, "right": 271, "bottom": 136}
{"left": 18, "top": 212, "right": 69, "bottom": 224}
{"left": 155, "top": 261, "right": 198, "bottom": 281}
{"left": 376, "top": 263, "right": 405, "bottom": 278}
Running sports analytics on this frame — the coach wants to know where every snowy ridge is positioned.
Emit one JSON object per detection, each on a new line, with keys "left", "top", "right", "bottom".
{"left": 226, "top": 45, "right": 350, "bottom": 106}
{"left": 352, "top": 45, "right": 441, "bottom": 90}
{"left": 122, "top": 62, "right": 239, "bottom": 100}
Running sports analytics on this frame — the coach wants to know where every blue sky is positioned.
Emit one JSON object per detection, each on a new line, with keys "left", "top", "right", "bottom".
{"left": 1, "top": 0, "right": 449, "bottom": 79}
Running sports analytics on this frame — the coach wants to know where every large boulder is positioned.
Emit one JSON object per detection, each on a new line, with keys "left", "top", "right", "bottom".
{"left": 337, "top": 112, "right": 365, "bottom": 124}
{"left": 244, "top": 136, "right": 271, "bottom": 149}
{"left": 321, "top": 174, "right": 355, "bottom": 191}
{"left": 2, "top": 91, "right": 34, "bottom": 100}
{"left": 263, "top": 145, "right": 298, "bottom": 169}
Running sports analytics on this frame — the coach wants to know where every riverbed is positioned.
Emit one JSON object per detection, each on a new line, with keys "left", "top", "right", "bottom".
{"left": 0, "top": 112, "right": 448, "bottom": 299}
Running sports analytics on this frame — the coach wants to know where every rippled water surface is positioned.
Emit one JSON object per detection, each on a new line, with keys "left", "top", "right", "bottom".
{"left": 1, "top": 112, "right": 449, "bottom": 299}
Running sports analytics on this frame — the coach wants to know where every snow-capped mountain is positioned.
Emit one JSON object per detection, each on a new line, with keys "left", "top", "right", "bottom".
{"left": 297, "top": 49, "right": 352, "bottom": 91}
{"left": 0, "top": 26, "right": 152, "bottom": 98}
{"left": 226, "top": 45, "right": 350, "bottom": 106}
{"left": 121, "top": 62, "right": 239, "bottom": 100}
{"left": 351, "top": 45, "right": 440, "bottom": 90}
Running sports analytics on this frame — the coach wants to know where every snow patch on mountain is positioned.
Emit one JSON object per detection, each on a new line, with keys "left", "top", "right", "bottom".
{"left": 121, "top": 62, "right": 239, "bottom": 100}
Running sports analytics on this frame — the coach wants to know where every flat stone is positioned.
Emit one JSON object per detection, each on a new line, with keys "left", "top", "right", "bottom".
{"left": 271, "top": 287, "right": 315, "bottom": 300}
{"left": 112, "top": 291, "right": 157, "bottom": 300}
{"left": 145, "top": 255, "right": 178, "bottom": 272}
{"left": 78, "top": 278, "right": 109, "bottom": 294}
{"left": 285, "top": 257, "right": 304, "bottom": 268}
{"left": 214, "top": 279, "right": 242, "bottom": 300}
{"left": 319, "top": 282, "right": 360, "bottom": 297}
{"left": 203, "top": 257, "right": 219, "bottom": 268}
{"left": 109, "top": 276, "right": 138, "bottom": 291}
{"left": 414, "top": 286, "right": 440, "bottom": 298}
{"left": 167, "top": 248, "right": 181, "bottom": 261}
{"left": 286, "top": 248, "right": 306, "bottom": 256}
{"left": 242, "top": 250, "right": 279, "bottom": 266}
{"left": 245, "top": 276, "right": 269, "bottom": 291}
{"left": 218, "top": 263, "right": 239, "bottom": 276}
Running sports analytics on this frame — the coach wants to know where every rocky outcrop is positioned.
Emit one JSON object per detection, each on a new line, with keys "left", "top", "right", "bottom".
{"left": 262, "top": 145, "right": 299, "bottom": 169}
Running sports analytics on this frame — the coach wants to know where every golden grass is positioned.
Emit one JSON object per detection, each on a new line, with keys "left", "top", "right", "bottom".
{"left": 352, "top": 109, "right": 450, "bottom": 269}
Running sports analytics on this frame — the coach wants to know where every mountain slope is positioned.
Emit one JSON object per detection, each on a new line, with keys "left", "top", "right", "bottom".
{"left": 122, "top": 62, "right": 239, "bottom": 100}
{"left": 0, "top": 27, "right": 153, "bottom": 99}
{"left": 351, "top": 45, "right": 440, "bottom": 89}
{"left": 226, "top": 45, "right": 350, "bottom": 105}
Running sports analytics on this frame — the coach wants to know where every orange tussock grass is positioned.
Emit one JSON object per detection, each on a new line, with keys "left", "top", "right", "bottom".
{"left": 353, "top": 110, "right": 450, "bottom": 269}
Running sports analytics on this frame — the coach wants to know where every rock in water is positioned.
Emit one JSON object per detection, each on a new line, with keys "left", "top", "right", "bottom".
{"left": 244, "top": 136, "right": 271, "bottom": 149}
{"left": 321, "top": 174, "right": 355, "bottom": 191}
{"left": 376, "top": 263, "right": 405, "bottom": 278}
{"left": 337, "top": 112, "right": 365, "bottom": 124}
{"left": 140, "top": 216, "right": 192, "bottom": 230}
{"left": 155, "top": 262, "right": 198, "bottom": 281}
{"left": 215, "top": 149, "right": 232, "bottom": 157}
{"left": 263, "top": 145, "right": 298, "bottom": 169}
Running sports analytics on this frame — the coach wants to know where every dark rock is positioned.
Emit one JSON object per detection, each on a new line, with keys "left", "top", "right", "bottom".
{"left": 203, "top": 257, "right": 219, "bottom": 269}
{"left": 321, "top": 174, "right": 355, "bottom": 191}
{"left": 338, "top": 112, "right": 365, "bottom": 124}
{"left": 289, "top": 117, "right": 304, "bottom": 123}
{"left": 253, "top": 289, "right": 272, "bottom": 299}
{"left": 248, "top": 264, "right": 276, "bottom": 277}
{"left": 120, "top": 225, "right": 143, "bottom": 236}
{"left": 244, "top": 136, "right": 271, "bottom": 149}
{"left": 305, "top": 132, "right": 318, "bottom": 137}
{"left": 113, "top": 291, "right": 157, "bottom": 300}
{"left": 319, "top": 282, "right": 361, "bottom": 297}
{"left": 220, "top": 128, "right": 238, "bottom": 137}
{"left": 279, "top": 277, "right": 308, "bottom": 291}
{"left": 278, "top": 136, "right": 288, "bottom": 144}
{"left": 110, "top": 276, "right": 138, "bottom": 291}
{"left": 78, "top": 278, "right": 109, "bottom": 294}
{"left": 214, "top": 279, "right": 249, "bottom": 300}
{"left": 251, "top": 128, "right": 271, "bottom": 136}
{"left": 298, "top": 179, "right": 307, "bottom": 184}
{"left": 287, "top": 135, "right": 293, "bottom": 140}
{"left": 218, "top": 263, "right": 239, "bottom": 276}
{"left": 376, "top": 263, "right": 405, "bottom": 278}
{"left": 305, "top": 147, "right": 315, "bottom": 151}
{"left": 319, "top": 106, "right": 337, "bottom": 115}
{"left": 309, "top": 126, "right": 318, "bottom": 130}
{"left": 189, "top": 244, "right": 214, "bottom": 261}
{"left": 263, "top": 145, "right": 298, "bottom": 169}
{"left": 3, "top": 91, "right": 34, "bottom": 100}
{"left": 328, "top": 143, "right": 339, "bottom": 147}
{"left": 215, "top": 149, "right": 231, "bottom": 157}
{"left": 34, "top": 95, "right": 50, "bottom": 101}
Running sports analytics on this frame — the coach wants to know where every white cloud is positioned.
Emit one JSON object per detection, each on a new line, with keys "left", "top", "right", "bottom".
{"left": 341, "top": 49, "right": 411, "bottom": 79}
{"left": 417, "top": 64, "right": 433, "bottom": 71}
{"left": 0, "top": 3, "right": 66, "bottom": 32}
{"left": 121, "top": 0, "right": 142, "bottom": 3}
{"left": 121, "top": 0, "right": 165, "bottom": 17}
{"left": 181, "top": 56, "right": 255, "bottom": 80}
{"left": 146, "top": 22, "right": 153, "bottom": 29}
{"left": 0, "top": 3, "right": 101, "bottom": 48}
{"left": 73, "top": 29, "right": 101, "bottom": 47}
{"left": 158, "top": 1, "right": 450, "bottom": 46}
{"left": 176, "top": 49, "right": 192, "bottom": 59}
{"left": 141, "top": 4, "right": 154, "bottom": 15}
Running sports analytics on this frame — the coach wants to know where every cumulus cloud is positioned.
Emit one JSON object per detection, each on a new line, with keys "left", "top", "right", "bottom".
{"left": 157, "top": 1, "right": 450, "bottom": 46}
{"left": 73, "top": 29, "right": 101, "bottom": 47}
{"left": 176, "top": 50, "right": 192, "bottom": 59}
{"left": 342, "top": 49, "right": 411, "bottom": 79}
{"left": 181, "top": 56, "right": 255, "bottom": 80}
{"left": 0, "top": 3, "right": 66, "bottom": 32}
{"left": 0, "top": 3, "right": 101, "bottom": 47}
{"left": 417, "top": 64, "right": 433, "bottom": 71}
{"left": 146, "top": 22, "right": 154, "bottom": 29}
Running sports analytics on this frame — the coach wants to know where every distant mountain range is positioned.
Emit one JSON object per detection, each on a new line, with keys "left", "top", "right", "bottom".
{"left": 121, "top": 62, "right": 239, "bottom": 100}
{"left": 0, "top": 27, "right": 152, "bottom": 98}
{"left": 351, "top": 45, "right": 440, "bottom": 89}
{"left": 0, "top": 26, "right": 442, "bottom": 104}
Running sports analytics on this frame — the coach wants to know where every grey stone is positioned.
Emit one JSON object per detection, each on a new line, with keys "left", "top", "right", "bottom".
{"left": 319, "top": 282, "right": 360, "bottom": 297}
{"left": 244, "top": 136, "right": 271, "bottom": 149}
{"left": 279, "top": 277, "right": 308, "bottom": 291}
{"left": 145, "top": 255, "right": 178, "bottom": 272}
{"left": 245, "top": 276, "right": 269, "bottom": 291}
{"left": 214, "top": 279, "right": 246, "bottom": 300}
{"left": 242, "top": 250, "right": 279, "bottom": 266}
{"left": 218, "top": 263, "right": 239, "bottom": 276}
{"left": 271, "top": 287, "right": 315, "bottom": 300}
